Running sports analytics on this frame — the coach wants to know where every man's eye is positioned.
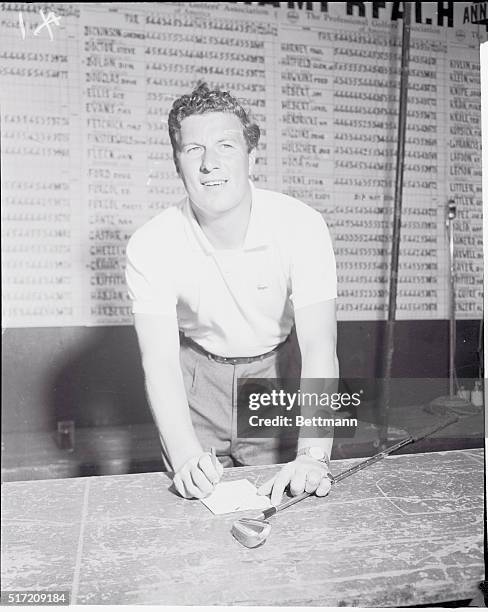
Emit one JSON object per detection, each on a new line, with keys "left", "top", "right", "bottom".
{"left": 220, "top": 143, "right": 234, "bottom": 149}
{"left": 185, "top": 146, "right": 202, "bottom": 154}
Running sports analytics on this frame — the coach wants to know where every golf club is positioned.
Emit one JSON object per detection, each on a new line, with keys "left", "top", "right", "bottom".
{"left": 231, "top": 413, "right": 458, "bottom": 548}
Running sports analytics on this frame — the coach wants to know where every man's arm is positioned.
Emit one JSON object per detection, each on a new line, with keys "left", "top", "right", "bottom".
{"left": 258, "top": 299, "right": 338, "bottom": 505}
{"left": 296, "top": 298, "right": 338, "bottom": 460}
{"left": 134, "top": 313, "right": 223, "bottom": 497}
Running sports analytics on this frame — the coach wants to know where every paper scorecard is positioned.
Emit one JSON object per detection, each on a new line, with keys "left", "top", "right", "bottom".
{"left": 200, "top": 479, "right": 273, "bottom": 515}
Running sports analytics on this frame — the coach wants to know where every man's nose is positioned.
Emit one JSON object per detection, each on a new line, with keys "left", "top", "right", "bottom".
{"left": 199, "top": 147, "right": 220, "bottom": 173}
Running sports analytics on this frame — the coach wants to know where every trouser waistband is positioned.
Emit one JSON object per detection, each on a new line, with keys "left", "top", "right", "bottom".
{"left": 180, "top": 334, "right": 289, "bottom": 365}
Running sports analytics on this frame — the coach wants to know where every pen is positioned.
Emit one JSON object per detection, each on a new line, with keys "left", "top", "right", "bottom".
{"left": 210, "top": 446, "right": 218, "bottom": 470}
{"left": 209, "top": 447, "right": 220, "bottom": 485}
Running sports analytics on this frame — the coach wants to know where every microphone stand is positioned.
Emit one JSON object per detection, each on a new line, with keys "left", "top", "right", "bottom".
{"left": 429, "top": 200, "right": 474, "bottom": 415}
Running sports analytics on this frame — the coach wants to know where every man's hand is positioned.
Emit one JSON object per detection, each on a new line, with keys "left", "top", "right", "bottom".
{"left": 173, "top": 451, "right": 224, "bottom": 499}
{"left": 257, "top": 456, "right": 332, "bottom": 506}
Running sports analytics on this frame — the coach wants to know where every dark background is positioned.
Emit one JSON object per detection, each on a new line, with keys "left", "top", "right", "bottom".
{"left": 3, "top": 320, "right": 482, "bottom": 433}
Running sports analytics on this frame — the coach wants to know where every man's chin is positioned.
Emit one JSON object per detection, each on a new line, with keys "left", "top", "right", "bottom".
{"left": 191, "top": 193, "right": 234, "bottom": 212}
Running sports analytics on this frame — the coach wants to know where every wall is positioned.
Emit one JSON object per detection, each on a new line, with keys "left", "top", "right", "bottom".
{"left": 2, "top": 320, "right": 482, "bottom": 433}
{"left": 1, "top": 2, "right": 485, "bottom": 438}
{"left": 1, "top": 2, "right": 485, "bottom": 327}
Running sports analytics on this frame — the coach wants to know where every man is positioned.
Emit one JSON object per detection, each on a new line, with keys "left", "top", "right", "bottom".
{"left": 126, "top": 83, "right": 338, "bottom": 506}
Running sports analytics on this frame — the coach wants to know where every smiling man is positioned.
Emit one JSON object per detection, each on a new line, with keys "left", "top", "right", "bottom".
{"left": 125, "top": 83, "right": 338, "bottom": 505}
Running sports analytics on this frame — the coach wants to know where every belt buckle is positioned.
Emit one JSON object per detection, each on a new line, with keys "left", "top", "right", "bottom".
{"left": 214, "top": 354, "right": 229, "bottom": 364}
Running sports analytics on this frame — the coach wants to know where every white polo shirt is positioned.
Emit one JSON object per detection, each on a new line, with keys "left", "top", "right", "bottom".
{"left": 125, "top": 182, "right": 337, "bottom": 357}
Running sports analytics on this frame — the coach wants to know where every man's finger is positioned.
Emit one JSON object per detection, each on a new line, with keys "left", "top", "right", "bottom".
{"left": 289, "top": 469, "right": 307, "bottom": 496}
{"left": 198, "top": 453, "right": 221, "bottom": 485}
{"left": 190, "top": 465, "right": 215, "bottom": 496}
{"left": 180, "top": 470, "right": 206, "bottom": 499}
{"left": 173, "top": 474, "right": 188, "bottom": 498}
{"left": 315, "top": 476, "right": 333, "bottom": 497}
{"left": 304, "top": 470, "right": 322, "bottom": 494}
{"left": 270, "top": 466, "right": 293, "bottom": 506}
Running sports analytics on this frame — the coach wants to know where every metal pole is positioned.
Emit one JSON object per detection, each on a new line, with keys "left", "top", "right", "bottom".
{"left": 380, "top": 2, "right": 411, "bottom": 448}
{"left": 428, "top": 198, "right": 474, "bottom": 414}
{"left": 447, "top": 201, "right": 456, "bottom": 397}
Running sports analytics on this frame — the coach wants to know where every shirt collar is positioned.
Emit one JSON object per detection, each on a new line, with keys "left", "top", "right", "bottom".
{"left": 183, "top": 180, "right": 269, "bottom": 254}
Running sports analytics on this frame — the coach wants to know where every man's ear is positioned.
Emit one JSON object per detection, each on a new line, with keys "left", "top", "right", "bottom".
{"left": 248, "top": 149, "right": 256, "bottom": 176}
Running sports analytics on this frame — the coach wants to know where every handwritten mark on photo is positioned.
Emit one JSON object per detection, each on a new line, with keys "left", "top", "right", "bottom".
{"left": 18, "top": 9, "right": 61, "bottom": 41}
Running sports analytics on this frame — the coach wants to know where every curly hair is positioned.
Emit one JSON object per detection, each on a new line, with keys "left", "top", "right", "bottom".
{"left": 168, "top": 82, "right": 260, "bottom": 171}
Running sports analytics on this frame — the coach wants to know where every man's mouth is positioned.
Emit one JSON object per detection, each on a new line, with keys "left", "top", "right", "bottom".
{"left": 201, "top": 179, "right": 228, "bottom": 187}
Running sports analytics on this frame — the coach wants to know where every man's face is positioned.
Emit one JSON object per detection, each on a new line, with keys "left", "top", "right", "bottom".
{"left": 175, "top": 112, "right": 254, "bottom": 219}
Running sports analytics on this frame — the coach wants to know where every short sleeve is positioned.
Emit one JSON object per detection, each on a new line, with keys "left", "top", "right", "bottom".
{"left": 290, "top": 211, "right": 337, "bottom": 310}
{"left": 125, "top": 234, "right": 177, "bottom": 316}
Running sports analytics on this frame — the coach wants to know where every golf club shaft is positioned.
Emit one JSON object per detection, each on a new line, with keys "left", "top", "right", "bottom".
{"left": 259, "top": 437, "right": 411, "bottom": 519}
{"left": 331, "top": 436, "right": 413, "bottom": 484}
{"left": 259, "top": 413, "right": 458, "bottom": 520}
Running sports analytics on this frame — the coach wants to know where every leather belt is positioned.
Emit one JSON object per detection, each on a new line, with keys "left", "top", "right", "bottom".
{"left": 181, "top": 334, "right": 288, "bottom": 365}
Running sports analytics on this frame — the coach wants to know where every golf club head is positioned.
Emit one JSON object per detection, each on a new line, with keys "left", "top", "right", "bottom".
{"left": 231, "top": 517, "right": 271, "bottom": 548}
